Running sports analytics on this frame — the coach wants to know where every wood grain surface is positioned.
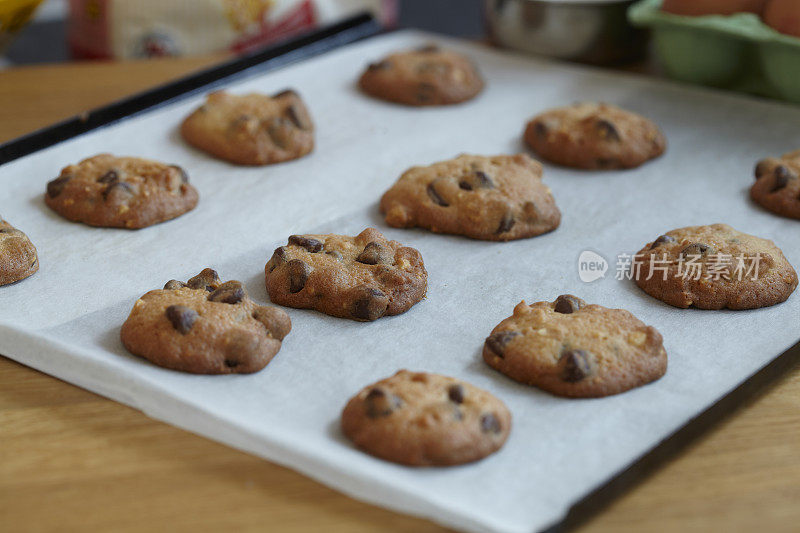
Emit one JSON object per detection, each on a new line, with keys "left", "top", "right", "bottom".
{"left": 1, "top": 55, "right": 799, "bottom": 533}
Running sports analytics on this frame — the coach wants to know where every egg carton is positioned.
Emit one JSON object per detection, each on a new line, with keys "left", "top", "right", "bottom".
{"left": 629, "top": 0, "right": 800, "bottom": 103}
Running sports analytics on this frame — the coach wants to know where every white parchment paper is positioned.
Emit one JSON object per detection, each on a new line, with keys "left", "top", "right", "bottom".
{"left": 1, "top": 31, "right": 799, "bottom": 533}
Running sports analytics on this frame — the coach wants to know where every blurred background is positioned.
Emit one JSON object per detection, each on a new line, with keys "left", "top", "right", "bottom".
{"left": 1, "top": 0, "right": 484, "bottom": 67}
{"left": 2, "top": 0, "right": 799, "bottom": 102}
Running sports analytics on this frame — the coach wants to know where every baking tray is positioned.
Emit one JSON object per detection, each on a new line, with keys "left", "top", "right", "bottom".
{"left": 1, "top": 15, "right": 799, "bottom": 533}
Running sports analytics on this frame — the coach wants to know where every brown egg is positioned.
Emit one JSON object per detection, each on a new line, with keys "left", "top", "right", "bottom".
{"left": 763, "top": 0, "right": 800, "bottom": 37}
{"left": 661, "top": 0, "right": 767, "bottom": 16}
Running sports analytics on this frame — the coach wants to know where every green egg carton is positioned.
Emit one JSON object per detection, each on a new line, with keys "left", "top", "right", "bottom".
{"left": 629, "top": 0, "right": 800, "bottom": 104}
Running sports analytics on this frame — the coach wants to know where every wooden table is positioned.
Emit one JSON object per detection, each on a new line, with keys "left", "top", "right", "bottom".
{"left": 1, "top": 55, "right": 799, "bottom": 533}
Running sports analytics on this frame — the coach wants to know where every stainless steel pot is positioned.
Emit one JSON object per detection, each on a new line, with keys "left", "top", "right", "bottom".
{"left": 484, "top": 0, "right": 647, "bottom": 65}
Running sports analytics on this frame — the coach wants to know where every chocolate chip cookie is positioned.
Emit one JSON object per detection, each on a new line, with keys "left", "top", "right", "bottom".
{"left": 265, "top": 228, "right": 427, "bottom": 321}
{"left": 0, "top": 218, "right": 38, "bottom": 286}
{"left": 121, "top": 268, "right": 291, "bottom": 374}
{"left": 180, "top": 89, "right": 314, "bottom": 165}
{"left": 483, "top": 296, "right": 667, "bottom": 398}
{"left": 380, "top": 153, "right": 560, "bottom": 241}
{"left": 341, "top": 370, "right": 511, "bottom": 466}
{"left": 358, "top": 44, "right": 484, "bottom": 106}
{"left": 45, "top": 154, "right": 198, "bottom": 229}
{"left": 634, "top": 224, "right": 798, "bottom": 310}
{"left": 524, "top": 103, "right": 666, "bottom": 170}
{"left": 751, "top": 150, "right": 800, "bottom": 219}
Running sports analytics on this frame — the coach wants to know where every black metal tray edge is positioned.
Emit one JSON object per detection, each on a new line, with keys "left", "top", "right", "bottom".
{"left": 1, "top": 14, "right": 798, "bottom": 533}
{"left": 552, "top": 339, "right": 800, "bottom": 532}
{"left": 0, "top": 13, "right": 381, "bottom": 164}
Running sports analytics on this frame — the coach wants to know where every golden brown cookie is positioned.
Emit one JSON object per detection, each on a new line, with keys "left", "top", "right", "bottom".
{"left": 121, "top": 268, "right": 291, "bottom": 374}
{"left": 341, "top": 370, "right": 511, "bottom": 466}
{"left": 265, "top": 228, "right": 427, "bottom": 321}
{"left": 380, "top": 153, "right": 561, "bottom": 241}
{"left": 751, "top": 150, "right": 800, "bottom": 220}
{"left": 180, "top": 89, "right": 314, "bottom": 166}
{"left": 358, "top": 44, "right": 484, "bottom": 106}
{"left": 634, "top": 224, "right": 798, "bottom": 310}
{"left": 483, "top": 296, "right": 667, "bottom": 398}
{"left": 0, "top": 217, "right": 38, "bottom": 286}
{"left": 523, "top": 102, "right": 666, "bottom": 170}
{"left": 44, "top": 154, "right": 198, "bottom": 229}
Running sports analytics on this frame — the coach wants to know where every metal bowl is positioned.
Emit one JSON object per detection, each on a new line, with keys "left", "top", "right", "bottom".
{"left": 484, "top": 0, "right": 647, "bottom": 65}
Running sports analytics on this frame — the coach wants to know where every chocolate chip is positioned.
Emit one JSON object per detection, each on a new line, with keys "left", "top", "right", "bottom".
{"left": 417, "top": 44, "right": 439, "bottom": 53}
{"left": 187, "top": 268, "right": 221, "bottom": 291}
{"left": 772, "top": 166, "right": 794, "bottom": 192}
{"left": 496, "top": 212, "right": 516, "bottom": 234}
{"left": 366, "top": 387, "right": 384, "bottom": 399}
{"left": 163, "top": 279, "right": 187, "bottom": 290}
{"left": 165, "top": 305, "right": 198, "bottom": 335}
{"left": 102, "top": 181, "right": 133, "bottom": 201}
{"left": 480, "top": 413, "right": 501, "bottom": 434}
{"left": 459, "top": 170, "right": 494, "bottom": 190}
{"left": 367, "top": 60, "right": 390, "bottom": 71}
{"left": 351, "top": 286, "right": 388, "bottom": 321}
{"left": 484, "top": 331, "right": 519, "bottom": 358}
{"left": 681, "top": 243, "right": 714, "bottom": 258}
{"left": 224, "top": 359, "right": 240, "bottom": 368}
{"left": 365, "top": 388, "right": 402, "bottom": 418}
{"left": 97, "top": 170, "right": 119, "bottom": 184}
{"left": 474, "top": 171, "right": 494, "bottom": 188}
{"left": 170, "top": 165, "right": 189, "bottom": 183}
{"left": 596, "top": 157, "right": 620, "bottom": 168}
{"left": 46, "top": 176, "right": 71, "bottom": 198}
{"left": 268, "top": 246, "right": 288, "bottom": 272}
{"left": 534, "top": 122, "right": 548, "bottom": 138}
{"left": 596, "top": 119, "right": 621, "bottom": 141}
{"left": 285, "top": 105, "right": 308, "bottom": 130}
{"left": 208, "top": 281, "right": 245, "bottom": 304}
{"left": 427, "top": 180, "right": 449, "bottom": 207}
{"left": 554, "top": 295, "right": 582, "bottom": 314}
{"left": 287, "top": 259, "right": 311, "bottom": 293}
{"left": 288, "top": 235, "right": 323, "bottom": 253}
{"left": 417, "top": 82, "right": 436, "bottom": 103}
{"left": 754, "top": 160, "right": 770, "bottom": 179}
{"left": 650, "top": 234, "right": 676, "bottom": 249}
{"left": 356, "top": 241, "right": 392, "bottom": 265}
{"left": 560, "top": 349, "right": 593, "bottom": 382}
{"left": 232, "top": 114, "right": 253, "bottom": 128}
{"left": 272, "top": 88, "right": 297, "bottom": 99}
{"left": 447, "top": 384, "right": 465, "bottom": 404}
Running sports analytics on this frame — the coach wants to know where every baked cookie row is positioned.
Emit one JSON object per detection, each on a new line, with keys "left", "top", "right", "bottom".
{"left": 119, "top": 222, "right": 796, "bottom": 373}
{"left": 118, "top": 259, "right": 672, "bottom": 467}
